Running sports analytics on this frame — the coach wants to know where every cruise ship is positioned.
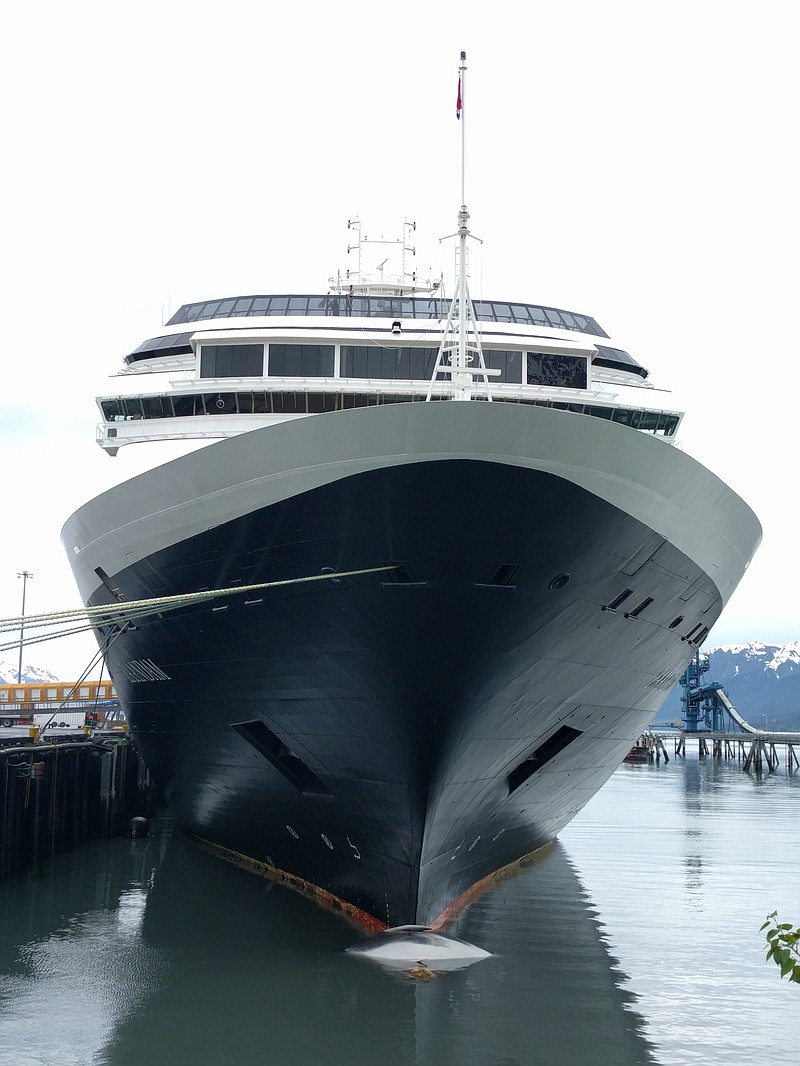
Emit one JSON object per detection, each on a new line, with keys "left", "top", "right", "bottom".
{"left": 62, "top": 205, "right": 761, "bottom": 930}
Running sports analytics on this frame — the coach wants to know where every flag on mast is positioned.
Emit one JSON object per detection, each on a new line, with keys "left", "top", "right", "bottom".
{"left": 456, "top": 75, "right": 462, "bottom": 119}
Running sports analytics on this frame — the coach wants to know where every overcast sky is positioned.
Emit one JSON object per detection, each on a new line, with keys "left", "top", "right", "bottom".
{"left": 0, "top": 0, "right": 796, "bottom": 679}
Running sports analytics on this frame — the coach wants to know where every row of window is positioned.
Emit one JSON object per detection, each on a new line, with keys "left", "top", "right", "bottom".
{"left": 126, "top": 334, "right": 645, "bottom": 380}
{"left": 101, "top": 391, "right": 679, "bottom": 436}
{"left": 165, "top": 294, "right": 608, "bottom": 337}
{"left": 194, "top": 343, "right": 588, "bottom": 388}
{"left": 0, "top": 683, "right": 116, "bottom": 702}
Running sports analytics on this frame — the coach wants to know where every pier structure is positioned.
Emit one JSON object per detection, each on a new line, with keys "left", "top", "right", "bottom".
{"left": 666, "top": 729, "right": 800, "bottom": 773}
{"left": 630, "top": 729, "right": 800, "bottom": 774}
{"left": 628, "top": 650, "right": 800, "bottom": 774}
{"left": 0, "top": 675, "right": 155, "bottom": 882}
{"left": 0, "top": 729, "right": 156, "bottom": 882}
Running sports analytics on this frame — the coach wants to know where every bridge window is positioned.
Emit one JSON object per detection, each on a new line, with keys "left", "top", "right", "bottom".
{"left": 341, "top": 346, "right": 438, "bottom": 380}
{"left": 199, "top": 344, "right": 264, "bottom": 379}
{"left": 268, "top": 344, "right": 334, "bottom": 377}
{"left": 527, "top": 353, "right": 588, "bottom": 389}
{"left": 141, "top": 396, "right": 173, "bottom": 419}
{"left": 271, "top": 392, "right": 306, "bottom": 414}
{"left": 46, "top": 688, "right": 57, "bottom": 699}
{"left": 307, "top": 393, "right": 338, "bottom": 412}
{"left": 172, "top": 395, "right": 208, "bottom": 417}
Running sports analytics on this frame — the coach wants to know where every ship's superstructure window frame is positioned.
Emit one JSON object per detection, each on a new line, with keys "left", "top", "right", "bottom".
{"left": 267, "top": 344, "right": 334, "bottom": 377}
{"left": 199, "top": 344, "right": 264, "bottom": 379}
{"left": 483, "top": 349, "right": 522, "bottom": 383}
{"left": 164, "top": 293, "right": 610, "bottom": 337}
{"left": 526, "top": 352, "right": 588, "bottom": 390}
{"left": 340, "top": 345, "right": 440, "bottom": 381}
{"left": 98, "top": 392, "right": 681, "bottom": 437}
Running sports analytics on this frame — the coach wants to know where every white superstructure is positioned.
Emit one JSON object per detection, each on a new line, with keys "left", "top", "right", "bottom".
{"left": 95, "top": 256, "right": 681, "bottom": 456}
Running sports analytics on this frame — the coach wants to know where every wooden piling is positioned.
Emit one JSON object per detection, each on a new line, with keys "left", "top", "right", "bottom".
{"left": 0, "top": 736, "right": 157, "bottom": 884}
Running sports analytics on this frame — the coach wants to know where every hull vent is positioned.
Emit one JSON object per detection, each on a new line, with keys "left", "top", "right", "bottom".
{"left": 603, "top": 588, "right": 633, "bottom": 612}
{"left": 508, "top": 725, "right": 583, "bottom": 793}
{"left": 233, "top": 720, "right": 331, "bottom": 796}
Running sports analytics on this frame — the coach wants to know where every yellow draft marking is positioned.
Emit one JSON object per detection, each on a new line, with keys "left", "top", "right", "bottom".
{"left": 429, "top": 838, "right": 557, "bottom": 932}
{"left": 187, "top": 831, "right": 387, "bottom": 934}
{"left": 189, "top": 828, "right": 558, "bottom": 936}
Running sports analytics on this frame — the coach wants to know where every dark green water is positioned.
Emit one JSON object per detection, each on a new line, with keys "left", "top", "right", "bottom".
{"left": 1, "top": 755, "right": 797, "bottom": 1065}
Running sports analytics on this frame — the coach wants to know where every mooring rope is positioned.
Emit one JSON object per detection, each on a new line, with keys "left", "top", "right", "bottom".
{"left": 0, "top": 565, "right": 398, "bottom": 650}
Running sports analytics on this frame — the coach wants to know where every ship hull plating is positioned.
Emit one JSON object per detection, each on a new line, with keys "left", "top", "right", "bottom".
{"left": 64, "top": 403, "right": 760, "bottom": 927}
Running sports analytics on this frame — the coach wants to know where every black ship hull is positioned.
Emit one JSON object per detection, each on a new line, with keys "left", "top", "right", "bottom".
{"left": 64, "top": 402, "right": 759, "bottom": 928}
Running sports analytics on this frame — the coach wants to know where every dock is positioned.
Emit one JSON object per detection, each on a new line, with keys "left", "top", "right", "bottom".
{"left": 0, "top": 727, "right": 157, "bottom": 883}
{"left": 634, "top": 729, "right": 800, "bottom": 774}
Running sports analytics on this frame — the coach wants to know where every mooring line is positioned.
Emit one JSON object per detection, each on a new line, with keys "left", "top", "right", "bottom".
{"left": 0, "top": 564, "right": 399, "bottom": 646}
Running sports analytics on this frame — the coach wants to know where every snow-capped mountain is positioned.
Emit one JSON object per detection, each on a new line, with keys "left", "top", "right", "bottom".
{"left": 711, "top": 640, "right": 800, "bottom": 680}
{"left": 656, "top": 641, "right": 800, "bottom": 730}
{"left": 0, "top": 660, "right": 59, "bottom": 684}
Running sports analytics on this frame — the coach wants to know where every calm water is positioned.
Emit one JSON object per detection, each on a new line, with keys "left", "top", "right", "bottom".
{"left": 0, "top": 753, "right": 798, "bottom": 1065}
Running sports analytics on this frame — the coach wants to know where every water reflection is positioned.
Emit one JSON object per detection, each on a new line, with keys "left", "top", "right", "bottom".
{"left": 0, "top": 820, "right": 653, "bottom": 1066}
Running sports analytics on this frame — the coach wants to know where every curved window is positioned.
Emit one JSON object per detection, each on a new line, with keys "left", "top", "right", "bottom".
{"left": 124, "top": 332, "right": 194, "bottom": 366}
{"left": 268, "top": 344, "right": 334, "bottom": 377}
{"left": 594, "top": 345, "right": 648, "bottom": 380}
{"left": 100, "top": 392, "right": 679, "bottom": 436}
{"left": 165, "top": 294, "right": 609, "bottom": 338}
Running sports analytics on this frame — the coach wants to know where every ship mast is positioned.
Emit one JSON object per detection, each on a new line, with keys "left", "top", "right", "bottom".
{"left": 427, "top": 51, "right": 495, "bottom": 402}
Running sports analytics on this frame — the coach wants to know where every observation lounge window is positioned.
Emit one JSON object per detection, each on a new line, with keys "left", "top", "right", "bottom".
{"left": 526, "top": 353, "right": 587, "bottom": 389}
{"left": 268, "top": 344, "right": 334, "bottom": 377}
{"left": 483, "top": 349, "right": 522, "bottom": 384}
{"left": 165, "top": 296, "right": 608, "bottom": 337}
{"left": 199, "top": 344, "right": 264, "bottom": 379}
{"left": 341, "top": 346, "right": 438, "bottom": 380}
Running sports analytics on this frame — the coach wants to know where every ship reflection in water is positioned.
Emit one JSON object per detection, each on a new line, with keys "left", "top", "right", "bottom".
{"left": 0, "top": 818, "right": 653, "bottom": 1066}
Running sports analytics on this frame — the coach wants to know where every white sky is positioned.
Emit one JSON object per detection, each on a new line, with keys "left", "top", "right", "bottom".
{"left": 0, "top": 0, "right": 797, "bottom": 679}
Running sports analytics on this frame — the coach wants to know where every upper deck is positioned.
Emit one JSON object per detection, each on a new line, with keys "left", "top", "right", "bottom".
{"left": 164, "top": 293, "right": 609, "bottom": 335}
{"left": 95, "top": 293, "right": 679, "bottom": 454}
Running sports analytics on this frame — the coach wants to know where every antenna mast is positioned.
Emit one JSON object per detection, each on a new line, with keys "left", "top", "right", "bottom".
{"left": 427, "top": 51, "right": 494, "bottom": 402}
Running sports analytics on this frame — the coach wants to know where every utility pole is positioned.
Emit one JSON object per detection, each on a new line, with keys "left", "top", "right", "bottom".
{"left": 17, "top": 571, "right": 33, "bottom": 684}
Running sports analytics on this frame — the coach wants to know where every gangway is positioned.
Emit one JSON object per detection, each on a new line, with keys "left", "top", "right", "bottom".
{"left": 713, "top": 688, "right": 759, "bottom": 734}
